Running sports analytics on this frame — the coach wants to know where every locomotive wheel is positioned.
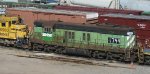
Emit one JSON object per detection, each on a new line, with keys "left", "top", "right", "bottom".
{"left": 119, "top": 54, "right": 126, "bottom": 62}
{"left": 31, "top": 43, "right": 37, "bottom": 51}
{"left": 106, "top": 52, "right": 112, "bottom": 60}
{"left": 44, "top": 45, "right": 49, "bottom": 52}
{"left": 92, "top": 51, "right": 98, "bottom": 58}
{"left": 144, "top": 55, "right": 150, "bottom": 64}
{"left": 4, "top": 42, "right": 9, "bottom": 47}
{"left": 55, "top": 46, "right": 64, "bottom": 54}
{"left": 138, "top": 45, "right": 145, "bottom": 64}
{"left": 138, "top": 52, "right": 144, "bottom": 64}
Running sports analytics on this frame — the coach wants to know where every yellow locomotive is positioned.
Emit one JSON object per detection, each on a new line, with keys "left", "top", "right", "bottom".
{"left": 0, "top": 15, "right": 28, "bottom": 47}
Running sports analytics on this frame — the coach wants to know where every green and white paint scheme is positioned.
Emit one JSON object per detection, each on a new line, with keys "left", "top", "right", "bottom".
{"left": 42, "top": 32, "right": 53, "bottom": 41}
{"left": 54, "top": 29, "right": 135, "bottom": 49}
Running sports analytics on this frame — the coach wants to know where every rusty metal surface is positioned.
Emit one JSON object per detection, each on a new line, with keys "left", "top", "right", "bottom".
{"left": 54, "top": 22, "right": 134, "bottom": 35}
{"left": 101, "top": 14, "right": 150, "bottom": 21}
{"left": 34, "top": 20, "right": 57, "bottom": 27}
{"left": 6, "top": 8, "right": 98, "bottom": 31}
{"left": 99, "top": 14, "right": 150, "bottom": 48}
{"left": 7, "top": 7, "right": 98, "bottom": 19}
{"left": 54, "top": 5, "right": 143, "bottom": 15}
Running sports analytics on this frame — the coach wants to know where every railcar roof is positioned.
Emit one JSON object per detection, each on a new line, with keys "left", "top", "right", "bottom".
{"left": 34, "top": 20, "right": 132, "bottom": 30}
{"left": 54, "top": 22, "right": 134, "bottom": 35}
{"left": 8, "top": 7, "right": 98, "bottom": 19}
{"left": 0, "top": 16, "right": 18, "bottom": 22}
{"left": 101, "top": 14, "right": 150, "bottom": 20}
{"left": 34, "top": 20, "right": 57, "bottom": 27}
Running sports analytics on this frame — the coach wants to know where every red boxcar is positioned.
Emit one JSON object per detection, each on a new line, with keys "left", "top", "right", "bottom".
{"left": 54, "top": 5, "right": 143, "bottom": 15}
{"left": 99, "top": 14, "right": 150, "bottom": 48}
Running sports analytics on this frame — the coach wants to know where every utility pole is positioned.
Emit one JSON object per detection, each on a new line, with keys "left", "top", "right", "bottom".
{"left": 115, "top": 0, "right": 120, "bottom": 9}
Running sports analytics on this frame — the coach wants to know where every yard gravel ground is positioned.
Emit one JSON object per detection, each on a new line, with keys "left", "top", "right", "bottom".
{"left": 0, "top": 46, "right": 150, "bottom": 74}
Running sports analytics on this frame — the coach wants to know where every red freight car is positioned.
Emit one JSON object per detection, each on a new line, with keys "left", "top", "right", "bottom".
{"left": 6, "top": 7, "right": 98, "bottom": 31}
{"left": 99, "top": 14, "right": 150, "bottom": 48}
{"left": 54, "top": 5, "right": 143, "bottom": 15}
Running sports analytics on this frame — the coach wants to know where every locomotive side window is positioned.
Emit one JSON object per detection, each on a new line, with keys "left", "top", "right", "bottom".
{"left": 69, "top": 32, "right": 72, "bottom": 39}
{"left": 12, "top": 21, "right": 16, "bottom": 24}
{"left": 83, "top": 33, "right": 86, "bottom": 41}
{"left": 65, "top": 31, "right": 68, "bottom": 39}
{"left": 44, "top": 28, "right": 51, "bottom": 33}
{"left": 44, "top": 28, "right": 47, "bottom": 32}
{"left": 2, "top": 23, "right": 6, "bottom": 27}
{"left": 87, "top": 33, "right": 90, "bottom": 41}
{"left": 82, "top": 33, "right": 90, "bottom": 41}
{"left": 72, "top": 32, "right": 75, "bottom": 39}
{"left": 65, "top": 31, "right": 75, "bottom": 39}
{"left": 108, "top": 37, "right": 111, "bottom": 43}
{"left": 48, "top": 28, "right": 51, "bottom": 33}
{"left": 108, "top": 37, "right": 120, "bottom": 44}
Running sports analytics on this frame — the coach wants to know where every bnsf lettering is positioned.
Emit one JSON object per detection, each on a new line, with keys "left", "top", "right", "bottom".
{"left": 137, "top": 24, "right": 146, "bottom": 29}
{"left": 42, "top": 33, "right": 52, "bottom": 37}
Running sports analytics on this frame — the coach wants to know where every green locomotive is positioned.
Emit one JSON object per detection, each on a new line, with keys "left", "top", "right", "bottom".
{"left": 30, "top": 20, "right": 138, "bottom": 62}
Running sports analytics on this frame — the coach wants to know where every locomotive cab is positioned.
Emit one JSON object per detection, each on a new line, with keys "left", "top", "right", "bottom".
{"left": 0, "top": 15, "right": 28, "bottom": 47}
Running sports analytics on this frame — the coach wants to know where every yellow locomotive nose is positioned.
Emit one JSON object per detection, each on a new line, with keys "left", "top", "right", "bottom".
{"left": 10, "top": 24, "right": 28, "bottom": 39}
{"left": 0, "top": 15, "right": 28, "bottom": 46}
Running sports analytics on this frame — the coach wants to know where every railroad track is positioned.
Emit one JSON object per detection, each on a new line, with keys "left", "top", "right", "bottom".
{"left": 0, "top": 45, "right": 136, "bottom": 69}
{"left": 14, "top": 51, "right": 136, "bottom": 69}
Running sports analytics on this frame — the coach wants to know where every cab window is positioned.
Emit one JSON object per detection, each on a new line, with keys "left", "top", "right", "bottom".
{"left": 44, "top": 28, "right": 51, "bottom": 33}
{"left": 12, "top": 21, "right": 16, "bottom": 24}
{"left": 2, "top": 23, "right": 6, "bottom": 27}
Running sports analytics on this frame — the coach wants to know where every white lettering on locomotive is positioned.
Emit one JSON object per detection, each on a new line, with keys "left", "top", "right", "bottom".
{"left": 137, "top": 24, "right": 146, "bottom": 29}
{"left": 42, "top": 33, "right": 52, "bottom": 37}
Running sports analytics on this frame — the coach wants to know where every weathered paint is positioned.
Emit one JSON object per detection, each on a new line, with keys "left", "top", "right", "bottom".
{"left": 42, "top": 33, "right": 53, "bottom": 41}
{"left": 54, "top": 5, "right": 143, "bottom": 15}
{"left": 99, "top": 14, "right": 150, "bottom": 48}
{"left": 6, "top": 7, "right": 98, "bottom": 31}
{"left": 54, "top": 29, "right": 135, "bottom": 49}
